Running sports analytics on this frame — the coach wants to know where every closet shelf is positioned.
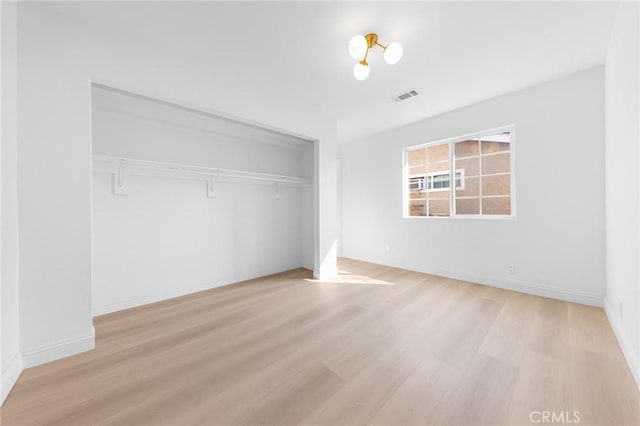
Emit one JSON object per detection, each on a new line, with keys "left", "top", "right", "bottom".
{"left": 93, "top": 155, "right": 311, "bottom": 198}
{"left": 93, "top": 155, "right": 312, "bottom": 185}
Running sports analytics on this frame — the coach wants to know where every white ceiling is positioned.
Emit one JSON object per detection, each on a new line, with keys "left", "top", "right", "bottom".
{"left": 41, "top": 1, "right": 620, "bottom": 143}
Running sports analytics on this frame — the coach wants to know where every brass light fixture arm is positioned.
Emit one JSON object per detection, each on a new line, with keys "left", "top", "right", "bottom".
{"left": 361, "top": 33, "right": 389, "bottom": 64}
{"left": 361, "top": 48, "right": 370, "bottom": 65}
{"left": 359, "top": 33, "right": 376, "bottom": 65}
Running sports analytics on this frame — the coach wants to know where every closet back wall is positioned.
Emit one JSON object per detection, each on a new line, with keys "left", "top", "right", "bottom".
{"left": 91, "top": 88, "right": 313, "bottom": 315}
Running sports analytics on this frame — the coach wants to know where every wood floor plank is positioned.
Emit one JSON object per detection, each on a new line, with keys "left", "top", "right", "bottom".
{"left": 369, "top": 356, "right": 464, "bottom": 426}
{"left": 525, "top": 297, "right": 570, "bottom": 361}
{"left": 505, "top": 350, "right": 573, "bottom": 425}
{"left": 424, "top": 296, "right": 503, "bottom": 371}
{"left": 429, "top": 354, "right": 520, "bottom": 426}
{"left": 568, "top": 303, "right": 625, "bottom": 360}
{"left": 479, "top": 292, "right": 541, "bottom": 366}
{"left": 569, "top": 347, "right": 640, "bottom": 426}
{"left": 2, "top": 259, "right": 639, "bottom": 426}
{"left": 218, "top": 362, "right": 345, "bottom": 426}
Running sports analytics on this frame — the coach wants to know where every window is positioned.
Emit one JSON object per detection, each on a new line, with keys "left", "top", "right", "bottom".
{"left": 404, "top": 126, "right": 514, "bottom": 218}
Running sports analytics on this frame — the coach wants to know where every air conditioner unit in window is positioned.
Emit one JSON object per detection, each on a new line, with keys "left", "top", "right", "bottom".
{"left": 409, "top": 176, "right": 426, "bottom": 191}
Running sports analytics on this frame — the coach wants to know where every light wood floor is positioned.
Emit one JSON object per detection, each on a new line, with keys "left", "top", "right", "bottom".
{"left": 2, "top": 258, "right": 639, "bottom": 426}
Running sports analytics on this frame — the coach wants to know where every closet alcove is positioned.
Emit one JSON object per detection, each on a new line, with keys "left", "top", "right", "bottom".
{"left": 91, "top": 84, "right": 314, "bottom": 316}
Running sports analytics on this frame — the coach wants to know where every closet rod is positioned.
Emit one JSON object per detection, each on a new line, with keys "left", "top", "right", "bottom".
{"left": 93, "top": 155, "right": 312, "bottom": 185}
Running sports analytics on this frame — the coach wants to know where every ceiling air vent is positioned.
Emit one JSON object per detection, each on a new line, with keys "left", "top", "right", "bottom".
{"left": 392, "top": 89, "right": 420, "bottom": 103}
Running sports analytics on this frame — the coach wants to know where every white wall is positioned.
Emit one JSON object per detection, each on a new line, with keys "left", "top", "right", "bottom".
{"left": 16, "top": 1, "right": 336, "bottom": 368}
{"left": 91, "top": 91, "right": 313, "bottom": 315}
{"left": 341, "top": 67, "right": 606, "bottom": 306}
{"left": 17, "top": 9, "right": 95, "bottom": 367}
{"left": 604, "top": 0, "right": 640, "bottom": 388}
{"left": 301, "top": 146, "right": 314, "bottom": 269}
{"left": 91, "top": 88, "right": 311, "bottom": 177}
{"left": 1, "top": 0, "right": 23, "bottom": 405}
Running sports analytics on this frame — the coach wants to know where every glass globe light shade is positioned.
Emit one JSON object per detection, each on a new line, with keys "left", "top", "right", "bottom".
{"left": 353, "top": 62, "right": 370, "bottom": 80}
{"left": 383, "top": 42, "right": 403, "bottom": 65}
{"left": 348, "top": 35, "right": 368, "bottom": 59}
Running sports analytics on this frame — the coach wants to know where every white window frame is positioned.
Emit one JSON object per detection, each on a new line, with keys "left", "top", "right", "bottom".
{"left": 402, "top": 124, "right": 516, "bottom": 219}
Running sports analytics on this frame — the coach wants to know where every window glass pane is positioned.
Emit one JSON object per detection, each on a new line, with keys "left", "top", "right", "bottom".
{"left": 426, "top": 143, "right": 451, "bottom": 216}
{"left": 428, "top": 161, "right": 449, "bottom": 173}
{"left": 481, "top": 140, "right": 510, "bottom": 154}
{"left": 427, "top": 143, "right": 449, "bottom": 162}
{"left": 482, "top": 152, "right": 510, "bottom": 175}
{"left": 454, "top": 140, "right": 479, "bottom": 157}
{"left": 482, "top": 197, "right": 511, "bottom": 215}
{"left": 407, "top": 148, "right": 427, "bottom": 175}
{"left": 409, "top": 200, "right": 427, "bottom": 216}
{"left": 456, "top": 198, "right": 480, "bottom": 214}
{"left": 456, "top": 157, "right": 479, "bottom": 177}
{"left": 406, "top": 147, "right": 428, "bottom": 216}
{"left": 479, "top": 132, "right": 511, "bottom": 215}
{"left": 428, "top": 188, "right": 449, "bottom": 199}
{"left": 456, "top": 177, "right": 479, "bottom": 197}
{"left": 428, "top": 199, "right": 450, "bottom": 217}
{"left": 453, "top": 141, "right": 478, "bottom": 215}
{"left": 410, "top": 165, "right": 427, "bottom": 174}
{"left": 407, "top": 148, "right": 426, "bottom": 165}
{"left": 482, "top": 174, "right": 510, "bottom": 196}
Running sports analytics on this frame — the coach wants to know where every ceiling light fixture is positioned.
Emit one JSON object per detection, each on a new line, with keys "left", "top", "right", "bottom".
{"left": 348, "top": 33, "right": 403, "bottom": 81}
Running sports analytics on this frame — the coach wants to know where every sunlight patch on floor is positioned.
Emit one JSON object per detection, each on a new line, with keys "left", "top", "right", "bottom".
{"left": 305, "top": 270, "right": 395, "bottom": 286}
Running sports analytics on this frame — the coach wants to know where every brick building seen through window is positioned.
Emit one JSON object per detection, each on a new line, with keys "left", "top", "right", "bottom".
{"left": 405, "top": 128, "right": 514, "bottom": 218}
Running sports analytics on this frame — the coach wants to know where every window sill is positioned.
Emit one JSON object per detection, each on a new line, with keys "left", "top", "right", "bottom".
{"left": 402, "top": 215, "right": 517, "bottom": 220}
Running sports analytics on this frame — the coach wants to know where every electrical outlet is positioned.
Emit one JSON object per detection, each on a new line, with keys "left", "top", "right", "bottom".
{"left": 508, "top": 264, "right": 515, "bottom": 275}
{"left": 619, "top": 301, "right": 624, "bottom": 318}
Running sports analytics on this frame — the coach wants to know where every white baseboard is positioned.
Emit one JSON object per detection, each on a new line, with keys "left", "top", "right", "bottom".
{"left": 341, "top": 257, "right": 603, "bottom": 307}
{"left": 22, "top": 327, "right": 95, "bottom": 369}
{"left": 1, "top": 351, "right": 24, "bottom": 406}
{"left": 603, "top": 297, "right": 640, "bottom": 390}
{"left": 93, "top": 277, "right": 253, "bottom": 316}
{"left": 439, "top": 268, "right": 603, "bottom": 306}
{"left": 94, "top": 265, "right": 305, "bottom": 316}
{"left": 462, "top": 272, "right": 604, "bottom": 307}
{"left": 93, "top": 283, "right": 225, "bottom": 316}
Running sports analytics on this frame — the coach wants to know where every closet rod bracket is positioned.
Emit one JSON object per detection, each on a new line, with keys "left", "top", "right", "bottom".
{"left": 207, "top": 172, "right": 220, "bottom": 198}
{"left": 113, "top": 162, "right": 129, "bottom": 195}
